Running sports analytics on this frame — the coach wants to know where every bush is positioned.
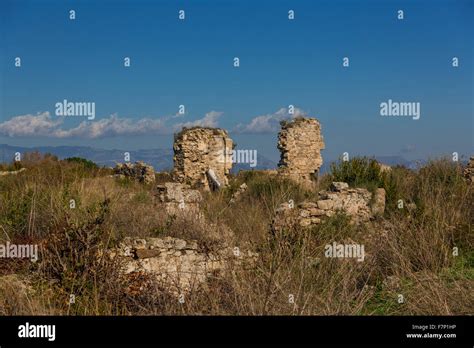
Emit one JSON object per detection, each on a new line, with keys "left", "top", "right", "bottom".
{"left": 39, "top": 199, "right": 126, "bottom": 314}
{"left": 329, "top": 157, "right": 383, "bottom": 189}
{"left": 64, "top": 157, "right": 98, "bottom": 170}
{"left": 329, "top": 157, "right": 404, "bottom": 213}
{"left": 236, "top": 170, "right": 311, "bottom": 204}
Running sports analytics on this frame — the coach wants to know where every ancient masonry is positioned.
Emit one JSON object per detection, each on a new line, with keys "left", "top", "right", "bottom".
{"left": 116, "top": 236, "right": 258, "bottom": 295}
{"left": 277, "top": 117, "right": 325, "bottom": 186}
{"left": 0, "top": 168, "right": 26, "bottom": 176}
{"left": 113, "top": 161, "right": 155, "bottom": 184}
{"left": 272, "top": 182, "right": 386, "bottom": 233}
{"left": 464, "top": 156, "right": 474, "bottom": 183}
{"left": 155, "top": 182, "right": 203, "bottom": 216}
{"left": 229, "top": 183, "right": 248, "bottom": 204}
{"left": 173, "top": 127, "right": 233, "bottom": 190}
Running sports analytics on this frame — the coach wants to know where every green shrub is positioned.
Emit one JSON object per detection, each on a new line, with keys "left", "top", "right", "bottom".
{"left": 0, "top": 189, "right": 32, "bottom": 236}
{"left": 329, "top": 157, "right": 406, "bottom": 213}
{"left": 415, "top": 159, "right": 464, "bottom": 190}
{"left": 329, "top": 157, "right": 383, "bottom": 188}
{"left": 64, "top": 157, "right": 98, "bottom": 170}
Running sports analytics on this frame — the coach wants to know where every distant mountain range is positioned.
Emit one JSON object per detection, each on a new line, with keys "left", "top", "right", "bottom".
{"left": 0, "top": 144, "right": 278, "bottom": 172}
{"left": 0, "top": 144, "right": 433, "bottom": 173}
{"left": 0, "top": 144, "right": 174, "bottom": 171}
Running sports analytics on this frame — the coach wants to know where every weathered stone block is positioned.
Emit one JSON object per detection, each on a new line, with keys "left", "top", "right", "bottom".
{"left": 331, "top": 182, "right": 349, "bottom": 191}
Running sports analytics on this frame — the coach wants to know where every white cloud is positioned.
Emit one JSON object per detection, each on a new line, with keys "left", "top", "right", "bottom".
{"left": 0, "top": 111, "right": 223, "bottom": 138}
{"left": 173, "top": 111, "right": 223, "bottom": 130}
{"left": 0, "top": 113, "right": 168, "bottom": 138}
{"left": 0, "top": 112, "right": 62, "bottom": 137}
{"left": 233, "top": 107, "right": 307, "bottom": 133}
{"left": 53, "top": 114, "right": 167, "bottom": 138}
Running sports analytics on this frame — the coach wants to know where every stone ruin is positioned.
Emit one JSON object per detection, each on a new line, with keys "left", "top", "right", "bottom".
{"left": 229, "top": 183, "right": 248, "bottom": 204}
{"left": 277, "top": 117, "right": 325, "bottom": 187}
{"left": 112, "top": 118, "right": 327, "bottom": 190}
{"left": 155, "top": 182, "right": 202, "bottom": 216}
{"left": 115, "top": 236, "right": 258, "bottom": 295}
{"left": 154, "top": 181, "right": 234, "bottom": 242}
{"left": 113, "top": 161, "right": 155, "bottom": 184}
{"left": 464, "top": 156, "right": 474, "bottom": 183}
{"left": 173, "top": 127, "right": 233, "bottom": 190}
{"left": 0, "top": 168, "right": 26, "bottom": 176}
{"left": 272, "top": 182, "right": 386, "bottom": 233}
{"left": 108, "top": 121, "right": 388, "bottom": 295}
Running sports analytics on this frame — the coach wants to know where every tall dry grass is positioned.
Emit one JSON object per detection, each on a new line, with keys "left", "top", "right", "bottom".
{"left": 0, "top": 155, "right": 472, "bottom": 315}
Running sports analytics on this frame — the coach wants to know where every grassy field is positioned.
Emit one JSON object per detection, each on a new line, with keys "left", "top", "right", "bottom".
{"left": 0, "top": 154, "right": 472, "bottom": 315}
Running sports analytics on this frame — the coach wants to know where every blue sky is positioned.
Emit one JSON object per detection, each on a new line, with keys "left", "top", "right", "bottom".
{"left": 0, "top": 0, "right": 472, "bottom": 162}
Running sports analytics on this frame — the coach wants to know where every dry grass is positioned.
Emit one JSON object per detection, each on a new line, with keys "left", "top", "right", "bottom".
{"left": 0, "top": 155, "right": 472, "bottom": 315}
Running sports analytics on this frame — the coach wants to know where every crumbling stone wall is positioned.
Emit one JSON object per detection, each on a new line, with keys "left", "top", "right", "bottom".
{"left": 277, "top": 117, "right": 325, "bottom": 187}
{"left": 114, "top": 161, "right": 155, "bottom": 184}
{"left": 464, "top": 156, "right": 474, "bottom": 183}
{"left": 229, "top": 183, "right": 248, "bottom": 204}
{"left": 173, "top": 127, "right": 233, "bottom": 190}
{"left": 116, "top": 236, "right": 257, "bottom": 295}
{"left": 155, "top": 181, "right": 234, "bottom": 242}
{"left": 155, "top": 182, "right": 202, "bottom": 216}
{"left": 0, "top": 168, "right": 26, "bottom": 176}
{"left": 272, "top": 182, "right": 385, "bottom": 232}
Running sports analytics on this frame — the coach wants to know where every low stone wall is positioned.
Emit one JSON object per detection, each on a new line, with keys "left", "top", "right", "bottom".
{"left": 0, "top": 168, "right": 26, "bottom": 176}
{"left": 114, "top": 161, "right": 155, "bottom": 184}
{"left": 155, "top": 182, "right": 202, "bottom": 216}
{"left": 464, "top": 156, "right": 474, "bottom": 183}
{"left": 116, "top": 236, "right": 258, "bottom": 295}
{"left": 272, "top": 182, "right": 385, "bottom": 232}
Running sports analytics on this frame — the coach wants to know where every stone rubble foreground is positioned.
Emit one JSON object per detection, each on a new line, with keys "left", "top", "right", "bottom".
{"left": 272, "top": 182, "right": 386, "bottom": 233}
{"left": 115, "top": 236, "right": 258, "bottom": 295}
